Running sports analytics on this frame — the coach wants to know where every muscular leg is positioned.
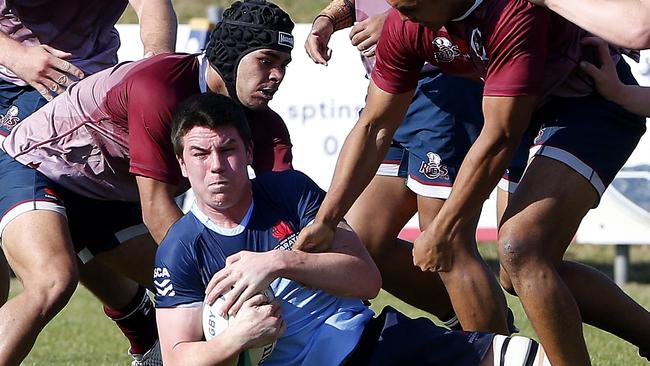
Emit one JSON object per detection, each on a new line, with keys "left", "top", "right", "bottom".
{"left": 79, "top": 233, "right": 159, "bottom": 358}
{"left": 0, "top": 211, "right": 78, "bottom": 366}
{"left": 499, "top": 184, "right": 650, "bottom": 355}
{"left": 496, "top": 188, "right": 517, "bottom": 295}
{"left": 346, "top": 175, "right": 453, "bottom": 317}
{"left": 418, "top": 196, "right": 509, "bottom": 334}
{"left": 498, "top": 157, "right": 600, "bottom": 365}
{"left": 90, "top": 233, "right": 157, "bottom": 289}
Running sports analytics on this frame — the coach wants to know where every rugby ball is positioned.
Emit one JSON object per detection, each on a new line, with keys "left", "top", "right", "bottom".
{"left": 202, "top": 288, "right": 276, "bottom": 365}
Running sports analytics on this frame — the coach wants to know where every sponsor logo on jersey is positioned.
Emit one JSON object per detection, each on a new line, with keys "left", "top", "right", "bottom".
{"left": 154, "top": 267, "right": 175, "bottom": 297}
{"left": 419, "top": 152, "right": 450, "bottom": 180}
{"left": 432, "top": 37, "right": 462, "bottom": 63}
{"left": 0, "top": 105, "right": 20, "bottom": 131}
{"left": 272, "top": 220, "right": 298, "bottom": 251}
{"left": 470, "top": 28, "right": 489, "bottom": 61}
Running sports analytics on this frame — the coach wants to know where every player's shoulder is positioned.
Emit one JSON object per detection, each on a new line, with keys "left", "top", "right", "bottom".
{"left": 384, "top": 8, "right": 420, "bottom": 36}
{"left": 157, "top": 213, "right": 204, "bottom": 261}
{"left": 124, "top": 53, "right": 199, "bottom": 89}
{"left": 252, "top": 170, "right": 323, "bottom": 209}
{"left": 253, "top": 170, "right": 313, "bottom": 192}
{"left": 480, "top": 0, "right": 540, "bottom": 24}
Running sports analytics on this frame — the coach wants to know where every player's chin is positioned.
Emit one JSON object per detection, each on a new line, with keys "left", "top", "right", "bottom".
{"left": 244, "top": 95, "right": 273, "bottom": 110}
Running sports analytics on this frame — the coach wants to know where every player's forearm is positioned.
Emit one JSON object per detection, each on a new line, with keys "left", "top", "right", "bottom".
{"left": 316, "top": 119, "right": 393, "bottom": 229}
{"left": 165, "top": 338, "right": 239, "bottom": 366}
{"left": 435, "top": 130, "right": 519, "bottom": 238}
{"left": 275, "top": 227, "right": 381, "bottom": 299}
{"left": 143, "top": 200, "right": 182, "bottom": 244}
{"left": 0, "top": 32, "right": 28, "bottom": 71}
{"left": 543, "top": 0, "right": 650, "bottom": 49}
{"left": 435, "top": 96, "right": 536, "bottom": 239}
{"left": 609, "top": 85, "right": 650, "bottom": 117}
{"left": 316, "top": 0, "right": 355, "bottom": 31}
{"left": 131, "top": 0, "right": 178, "bottom": 56}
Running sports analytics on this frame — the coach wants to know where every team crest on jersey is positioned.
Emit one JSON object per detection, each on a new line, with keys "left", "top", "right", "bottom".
{"left": 470, "top": 28, "right": 489, "bottom": 61}
{"left": 432, "top": 37, "right": 461, "bottom": 63}
{"left": 534, "top": 126, "right": 566, "bottom": 145}
{"left": 419, "top": 152, "right": 450, "bottom": 180}
{"left": 0, "top": 105, "right": 20, "bottom": 131}
{"left": 153, "top": 267, "right": 175, "bottom": 297}
{"left": 272, "top": 220, "right": 298, "bottom": 251}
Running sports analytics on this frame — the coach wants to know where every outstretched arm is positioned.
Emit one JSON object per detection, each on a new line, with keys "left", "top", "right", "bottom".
{"left": 580, "top": 37, "right": 650, "bottom": 117}
{"left": 413, "top": 96, "right": 537, "bottom": 271}
{"left": 130, "top": 0, "right": 178, "bottom": 57}
{"left": 294, "top": 82, "right": 412, "bottom": 252}
{"left": 530, "top": 0, "right": 650, "bottom": 49}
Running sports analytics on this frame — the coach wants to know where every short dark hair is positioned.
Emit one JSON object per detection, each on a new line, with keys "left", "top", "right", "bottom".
{"left": 171, "top": 93, "right": 252, "bottom": 156}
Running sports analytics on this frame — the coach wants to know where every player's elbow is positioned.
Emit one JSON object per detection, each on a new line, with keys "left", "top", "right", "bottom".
{"left": 618, "top": 28, "right": 650, "bottom": 49}
{"left": 359, "top": 263, "right": 382, "bottom": 299}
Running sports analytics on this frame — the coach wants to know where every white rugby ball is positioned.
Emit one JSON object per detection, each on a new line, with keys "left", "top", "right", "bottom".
{"left": 202, "top": 288, "right": 276, "bottom": 365}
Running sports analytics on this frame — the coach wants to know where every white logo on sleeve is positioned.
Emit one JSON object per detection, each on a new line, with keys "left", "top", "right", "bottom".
{"left": 154, "top": 267, "right": 175, "bottom": 297}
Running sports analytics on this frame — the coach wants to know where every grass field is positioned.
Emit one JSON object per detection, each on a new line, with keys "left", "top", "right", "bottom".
{"left": 11, "top": 243, "right": 650, "bottom": 365}
{"left": 120, "top": 0, "right": 329, "bottom": 24}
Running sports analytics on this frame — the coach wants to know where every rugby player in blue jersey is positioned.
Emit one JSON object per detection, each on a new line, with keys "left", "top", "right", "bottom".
{"left": 153, "top": 93, "right": 549, "bottom": 366}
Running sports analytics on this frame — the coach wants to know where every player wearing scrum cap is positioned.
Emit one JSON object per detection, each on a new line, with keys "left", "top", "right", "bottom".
{"left": 0, "top": 1, "right": 295, "bottom": 364}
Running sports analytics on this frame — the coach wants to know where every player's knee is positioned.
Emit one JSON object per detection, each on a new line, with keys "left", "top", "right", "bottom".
{"left": 23, "top": 266, "right": 78, "bottom": 319}
{"left": 498, "top": 225, "right": 536, "bottom": 277}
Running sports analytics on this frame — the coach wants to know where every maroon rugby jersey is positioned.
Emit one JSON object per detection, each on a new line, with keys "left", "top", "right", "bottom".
{"left": 2, "top": 53, "right": 292, "bottom": 201}
{"left": 373, "top": 0, "right": 598, "bottom": 99}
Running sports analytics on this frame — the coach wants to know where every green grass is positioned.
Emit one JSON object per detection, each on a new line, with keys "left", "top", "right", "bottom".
{"left": 120, "top": 0, "right": 329, "bottom": 24}
{"left": 10, "top": 244, "right": 650, "bottom": 365}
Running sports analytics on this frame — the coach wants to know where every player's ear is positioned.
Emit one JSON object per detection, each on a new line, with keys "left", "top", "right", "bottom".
{"left": 177, "top": 156, "right": 188, "bottom": 178}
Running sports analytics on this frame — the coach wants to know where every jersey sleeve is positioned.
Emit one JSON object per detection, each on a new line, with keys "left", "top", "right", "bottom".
{"left": 127, "top": 77, "right": 183, "bottom": 185}
{"left": 154, "top": 230, "right": 206, "bottom": 308}
{"left": 291, "top": 171, "right": 326, "bottom": 229}
{"left": 371, "top": 9, "right": 425, "bottom": 94}
{"left": 248, "top": 108, "right": 293, "bottom": 175}
{"left": 482, "top": 1, "right": 550, "bottom": 97}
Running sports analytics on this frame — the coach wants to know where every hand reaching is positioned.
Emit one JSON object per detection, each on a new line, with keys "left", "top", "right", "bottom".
{"left": 9, "top": 44, "right": 84, "bottom": 101}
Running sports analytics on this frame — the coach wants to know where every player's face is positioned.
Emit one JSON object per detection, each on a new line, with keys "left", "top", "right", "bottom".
{"left": 178, "top": 125, "right": 253, "bottom": 213}
{"left": 235, "top": 49, "right": 291, "bottom": 110}
{"left": 387, "top": 0, "right": 468, "bottom": 29}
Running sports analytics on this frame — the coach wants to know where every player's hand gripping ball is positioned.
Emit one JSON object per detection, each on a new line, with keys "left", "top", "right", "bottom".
{"left": 203, "top": 287, "right": 277, "bottom": 365}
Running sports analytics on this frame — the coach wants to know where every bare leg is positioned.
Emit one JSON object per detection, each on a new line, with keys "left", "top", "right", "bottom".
{"left": 0, "top": 211, "right": 78, "bottom": 366}
{"left": 346, "top": 175, "right": 453, "bottom": 318}
{"left": 419, "top": 196, "right": 509, "bottom": 333}
{"left": 499, "top": 157, "right": 598, "bottom": 366}
{"left": 79, "top": 233, "right": 159, "bottom": 357}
